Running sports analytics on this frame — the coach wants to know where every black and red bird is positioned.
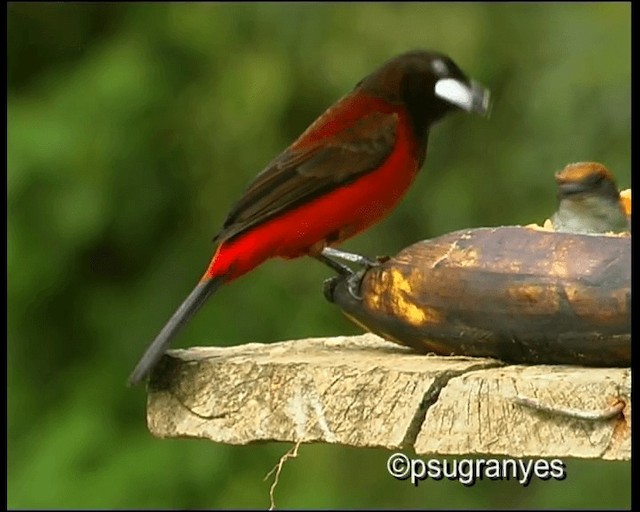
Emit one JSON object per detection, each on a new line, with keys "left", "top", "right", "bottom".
{"left": 129, "top": 50, "right": 490, "bottom": 385}
{"left": 551, "top": 162, "right": 629, "bottom": 234}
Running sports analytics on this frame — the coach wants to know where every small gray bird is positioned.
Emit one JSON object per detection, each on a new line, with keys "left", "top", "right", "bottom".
{"left": 551, "top": 162, "right": 629, "bottom": 234}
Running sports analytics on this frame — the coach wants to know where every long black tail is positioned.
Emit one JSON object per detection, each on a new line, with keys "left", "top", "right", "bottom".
{"left": 128, "top": 276, "right": 224, "bottom": 386}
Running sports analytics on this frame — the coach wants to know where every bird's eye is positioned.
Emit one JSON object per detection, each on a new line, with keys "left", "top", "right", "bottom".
{"left": 431, "top": 59, "right": 449, "bottom": 76}
{"left": 586, "top": 173, "right": 605, "bottom": 187}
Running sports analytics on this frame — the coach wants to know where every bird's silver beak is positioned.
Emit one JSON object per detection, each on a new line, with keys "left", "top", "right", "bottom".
{"left": 435, "top": 78, "right": 491, "bottom": 117}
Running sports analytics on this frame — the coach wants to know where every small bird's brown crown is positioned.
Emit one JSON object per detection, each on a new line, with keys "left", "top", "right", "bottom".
{"left": 554, "top": 162, "right": 615, "bottom": 185}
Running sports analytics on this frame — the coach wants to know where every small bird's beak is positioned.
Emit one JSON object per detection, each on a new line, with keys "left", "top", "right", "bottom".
{"left": 435, "top": 78, "right": 491, "bottom": 117}
{"left": 557, "top": 181, "right": 588, "bottom": 195}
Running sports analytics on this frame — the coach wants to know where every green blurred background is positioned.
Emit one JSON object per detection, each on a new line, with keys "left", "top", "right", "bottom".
{"left": 8, "top": 3, "right": 630, "bottom": 509}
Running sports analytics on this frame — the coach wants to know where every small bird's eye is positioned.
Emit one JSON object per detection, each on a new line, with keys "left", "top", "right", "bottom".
{"left": 586, "top": 173, "right": 605, "bottom": 186}
{"left": 431, "top": 59, "right": 449, "bottom": 76}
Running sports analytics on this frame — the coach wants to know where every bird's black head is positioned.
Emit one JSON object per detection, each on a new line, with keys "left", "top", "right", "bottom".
{"left": 357, "top": 50, "right": 491, "bottom": 141}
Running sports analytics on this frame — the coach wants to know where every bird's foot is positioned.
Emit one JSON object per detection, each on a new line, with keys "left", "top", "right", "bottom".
{"left": 345, "top": 269, "right": 366, "bottom": 301}
{"left": 320, "top": 247, "right": 379, "bottom": 268}
{"left": 322, "top": 271, "right": 365, "bottom": 302}
{"left": 315, "top": 248, "right": 385, "bottom": 302}
{"left": 312, "top": 253, "right": 353, "bottom": 277}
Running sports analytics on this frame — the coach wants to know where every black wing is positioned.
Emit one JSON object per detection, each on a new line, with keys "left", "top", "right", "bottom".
{"left": 213, "top": 111, "right": 399, "bottom": 243}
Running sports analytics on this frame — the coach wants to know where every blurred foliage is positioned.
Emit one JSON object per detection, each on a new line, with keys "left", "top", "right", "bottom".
{"left": 8, "top": 3, "right": 630, "bottom": 509}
